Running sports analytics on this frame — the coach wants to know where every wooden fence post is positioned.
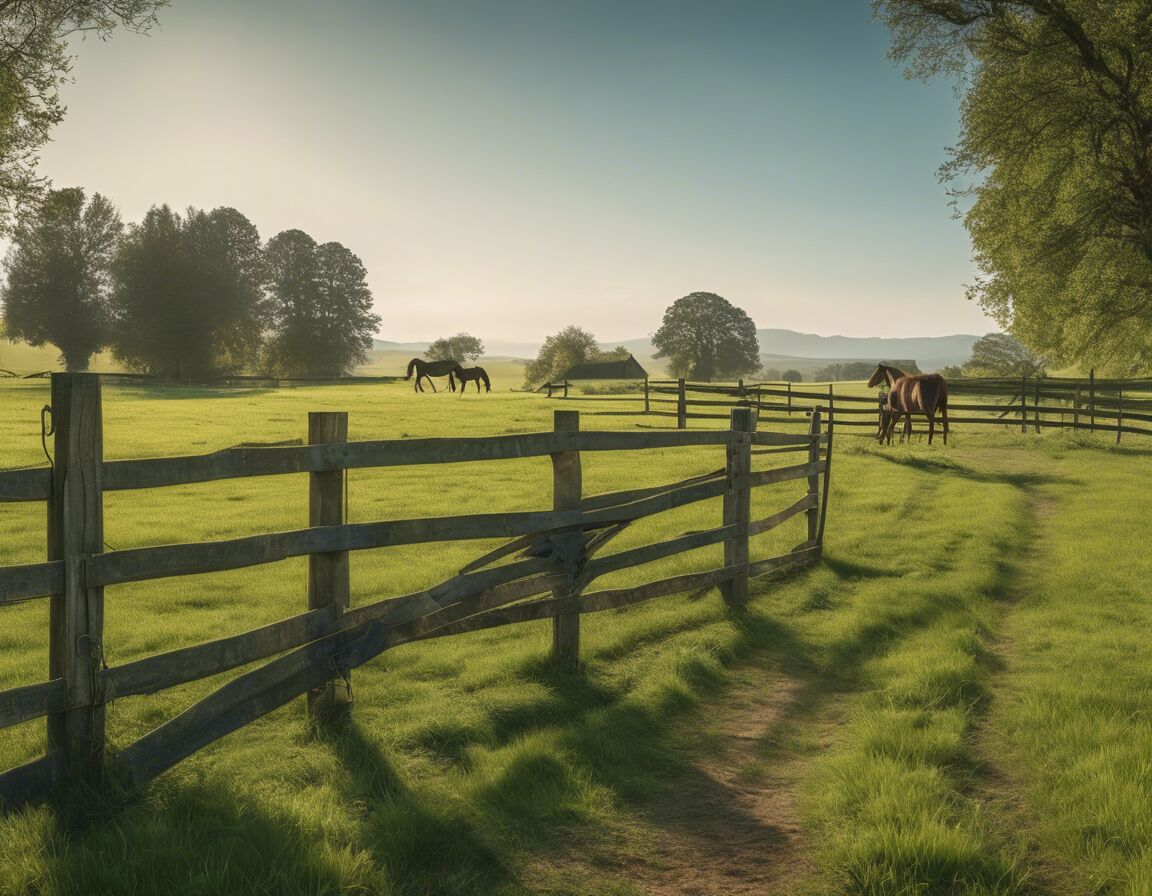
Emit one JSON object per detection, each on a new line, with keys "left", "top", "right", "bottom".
{"left": 677, "top": 378, "right": 687, "bottom": 429}
{"left": 551, "top": 410, "right": 582, "bottom": 668}
{"left": 721, "top": 407, "right": 755, "bottom": 606}
{"left": 307, "top": 411, "right": 351, "bottom": 729}
{"left": 787, "top": 382, "right": 793, "bottom": 416}
{"left": 564, "top": 380, "right": 570, "bottom": 399}
{"left": 1074, "top": 385, "right": 1081, "bottom": 430}
{"left": 1021, "top": 375, "right": 1028, "bottom": 434}
{"left": 643, "top": 377, "right": 650, "bottom": 414}
{"left": 1117, "top": 386, "right": 1124, "bottom": 444}
{"left": 47, "top": 372, "right": 105, "bottom": 793}
{"left": 738, "top": 378, "right": 745, "bottom": 399}
{"left": 817, "top": 406, "right": 833, "bottom": 549}
{"left": 1034, "top": 375, "right": 1042, "bottom": 433}
{"left": 807, "top": 410, "right": 822, "bottom": 545}
{"left": 1089, "top": 369, "right": 1096, "bottom": 431}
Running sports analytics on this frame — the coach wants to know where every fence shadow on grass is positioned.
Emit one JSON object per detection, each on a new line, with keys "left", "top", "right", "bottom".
{"left": 329, "top": 724, "right": 519, "bottom": 895}
{"left": 109, "top": 385, "right": 280, "bottom": 402}
{"left": 39, "top": 778, "right": 363, "bottom": 896}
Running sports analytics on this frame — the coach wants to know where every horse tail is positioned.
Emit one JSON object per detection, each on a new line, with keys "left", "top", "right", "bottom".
{"left": 405, "top": 358, "right": 417, "bottom": 379}
{"left": 479, "top": 367, "right": 490, "bottom": 391}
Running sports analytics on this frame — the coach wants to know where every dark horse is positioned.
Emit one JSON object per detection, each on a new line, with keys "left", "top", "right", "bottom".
{"left": 452, "top": 365, "right": 491, "bottom": 394}
{"left": 867, "top": 363, "right": 949, "bottom": 445}
{"left": 405, "top": 358, "right": 459, "bottom": 393}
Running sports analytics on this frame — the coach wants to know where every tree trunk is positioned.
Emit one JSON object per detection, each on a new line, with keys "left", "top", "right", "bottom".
{"left": 59, "top": 346, "right": 92, "bottom": 373}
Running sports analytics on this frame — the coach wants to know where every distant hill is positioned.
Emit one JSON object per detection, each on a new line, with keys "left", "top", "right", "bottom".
{"left": 602, "top": 331, "right": 979, "bottom": 374}
{"left": 754, "top": 330, "right": 978, "bottom": 370}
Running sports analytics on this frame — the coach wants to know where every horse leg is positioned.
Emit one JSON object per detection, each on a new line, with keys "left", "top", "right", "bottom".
{"left": 942, "top": 407, "right": 949, "bottom": 445}
{"left": 927, "top": 412, "right": 936, "bottom": 445}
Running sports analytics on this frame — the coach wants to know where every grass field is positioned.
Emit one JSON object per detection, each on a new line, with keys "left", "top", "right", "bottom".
{"left": 1, "top": 380, "right": 1151, "bottom": 895}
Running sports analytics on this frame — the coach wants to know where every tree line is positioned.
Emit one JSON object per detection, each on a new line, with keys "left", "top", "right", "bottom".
{"left": 1, "top": 188, "right": 380, "bottom": 377}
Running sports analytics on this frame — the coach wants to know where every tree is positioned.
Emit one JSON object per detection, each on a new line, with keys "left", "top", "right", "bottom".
{"left": 813, "top": 361, "right": 885, "bottom": 382}
{"left": 962, "top": 332, "right": 1046, "bottom": 377}
{"left": 651, "top": 292, "right": 760, "bottom": 381}
{"left": 264, "top": 229, "right": 380, "bottom": 376}
{"left": 0, "top": 1, "right": 166, "bottom": 232}
{"left": 523, "top": 325, "right": 608, "bottom": 387}
{"left": 110, "top": 205, "right": 267, "bottom": 378}
{"left": 426, "top": 333, "right": 484, "bottom": 363}
{"left": 762, "top": 367, "right": 782, "bottom": 381}
{"left": 782, "top": 370, "right": 802, "bottom": 383}
{"left": 1, "top": 187, "right": 121, "bottom": 370}
{"left": 873, "top": 0, "right": 1152, "bottom": 372}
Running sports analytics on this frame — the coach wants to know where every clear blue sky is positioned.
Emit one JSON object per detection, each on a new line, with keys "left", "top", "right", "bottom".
{"left": 33, "top": 0, "right": 993, "bottom": 343}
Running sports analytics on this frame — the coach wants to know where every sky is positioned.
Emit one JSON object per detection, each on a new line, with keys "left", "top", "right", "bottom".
{"left": 31, "top": 0, "right": 995, "bottom": 343}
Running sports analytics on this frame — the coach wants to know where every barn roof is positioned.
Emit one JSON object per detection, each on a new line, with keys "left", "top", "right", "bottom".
{"left": 557, "top": 354, "right": 648, "bottom": 381}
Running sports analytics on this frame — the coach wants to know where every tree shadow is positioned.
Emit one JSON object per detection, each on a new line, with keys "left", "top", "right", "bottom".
{"left": 871, "top": 452, "right": 1078, "bottom": 489}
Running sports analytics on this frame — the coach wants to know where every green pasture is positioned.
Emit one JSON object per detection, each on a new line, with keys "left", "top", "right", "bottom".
{"left": 1, "top": 380, "right": 1150, "bottom": 895}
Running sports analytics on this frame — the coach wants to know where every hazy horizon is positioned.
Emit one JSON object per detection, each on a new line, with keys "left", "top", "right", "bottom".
{"left": 12, "top": 0, "right": 996, "bottom": 342}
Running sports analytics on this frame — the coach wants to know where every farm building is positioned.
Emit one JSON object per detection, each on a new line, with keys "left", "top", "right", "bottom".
{"left": 537, "top": 354, "right": 649, "bottom": 394}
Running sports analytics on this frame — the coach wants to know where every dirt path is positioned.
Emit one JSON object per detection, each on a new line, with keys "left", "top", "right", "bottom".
{"left": 621, "top": 674, "right": 819, "bottom": 896}
{"left": 559, "top": 654, "right": 847, "bottom": 893}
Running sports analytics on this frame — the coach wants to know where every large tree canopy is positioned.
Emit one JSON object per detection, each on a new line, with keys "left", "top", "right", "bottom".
{"left": 109, "top": 205, "right": 267, "bottom": 377}
{"left": 0, "top": 1, "right": 166, "bottom": 231}
{"left": 651, "top": 292, "right": 760, "bottom": 381}
{"left": 1, "top": 186, "right": 121, "bottom": 370}
{"left": 264, "top": 229, "right": 380, "bottom": 377}
{"left": 873, "top": 0, "right": 1152, "bottom": 373}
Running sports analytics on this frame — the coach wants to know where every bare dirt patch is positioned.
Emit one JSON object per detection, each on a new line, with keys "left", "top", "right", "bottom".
{"left": 626, "top": 677, "right": 815, "bottom": 895}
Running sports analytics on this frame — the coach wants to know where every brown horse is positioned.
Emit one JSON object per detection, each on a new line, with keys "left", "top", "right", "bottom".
{"left": 867, "top": 364, "right": 949, "bottom": 445}
{"left": 451, "top": 365, "right": 491, "bottom": 394}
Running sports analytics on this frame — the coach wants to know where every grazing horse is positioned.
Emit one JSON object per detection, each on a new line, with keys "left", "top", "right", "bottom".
{"left": 867, "top": 363, "right": 949, "bottom": 445}
{"left": 405, "top": 358, "right": 459, "bottom": 393}
{"left": 452, "top": 365, "right": 491, "bottom": 394}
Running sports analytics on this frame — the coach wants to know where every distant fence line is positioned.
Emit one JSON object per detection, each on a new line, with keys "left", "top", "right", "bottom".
{"left": 614, "top": 373, "right": 1152, "bottom": 441}
{"left": 0, "top": 373, "right": 832, "bottom": 815}
{"left": 1, "top": 370, "right": 407, "bottom": 387}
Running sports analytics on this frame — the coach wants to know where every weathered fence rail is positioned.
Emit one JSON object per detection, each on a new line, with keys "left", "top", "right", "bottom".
{"left": 0, "top": 374, "right": 832, "bottom": 813}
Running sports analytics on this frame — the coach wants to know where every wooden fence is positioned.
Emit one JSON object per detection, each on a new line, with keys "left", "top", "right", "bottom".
{"left": 643, "top": 374, "right": 1152, "bottom": 441}
{"left": 0, "top": 373, "right": 832, "bottom": 813}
